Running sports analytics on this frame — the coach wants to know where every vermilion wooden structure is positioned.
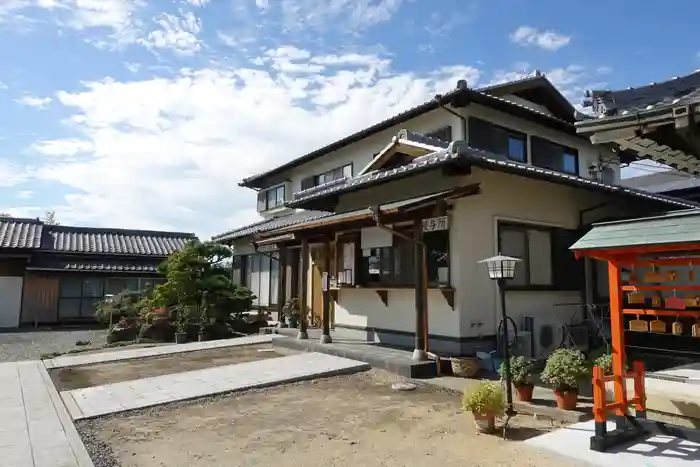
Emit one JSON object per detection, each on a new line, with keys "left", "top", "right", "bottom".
{"left": 573, "top": 242, "right": 700, "bottom": 452}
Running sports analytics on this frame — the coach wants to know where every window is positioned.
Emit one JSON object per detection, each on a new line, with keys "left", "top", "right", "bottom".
{"left": 426, "top": 126, "right": 453, "bottom": 142}
{"left": 498, "top": 222, "right": 583, "bottom": 289}
{"left": 469, "top": 117, "right": 527, "bottom": 162}
{"left": 301, "top": 164, "right": 353, "bottom": 191}
{"left": 260, "top": 184, "right": 285, "bottom": 211}
{"left": 531, "top": 136, "right": 579, "bottom": 175}
{"left": 358, "top": 227, "right": 450, "bottom": 287}
{"left": 58, "top": 276, "right": 163, "bottom": 319}
{"left": 238, "top": 253, "right": 281, "bottom": 308}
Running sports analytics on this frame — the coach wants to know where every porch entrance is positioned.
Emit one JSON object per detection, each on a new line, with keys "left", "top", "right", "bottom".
{"left": 310, "top": 244, "right": 334, "bottom": 329}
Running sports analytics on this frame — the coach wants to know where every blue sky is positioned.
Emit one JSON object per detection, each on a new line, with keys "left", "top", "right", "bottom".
{"left": 0, "top": 0, "right": 697, "bottom": 238}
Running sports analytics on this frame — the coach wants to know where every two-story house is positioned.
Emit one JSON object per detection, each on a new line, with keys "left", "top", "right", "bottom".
{"left": 213, "top": 73, "right": 699, "bottom": 360}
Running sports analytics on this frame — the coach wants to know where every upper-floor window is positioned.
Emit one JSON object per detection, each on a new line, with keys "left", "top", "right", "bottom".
{"left": 468, "top": 117, "right": 526, "bottom": 162}
{"left": 425, "top": 126, "right": 453, "bottom": 142}
{"left": 258, "top": 184, "right": 285, "bottom": 211}
{"left": 301, "top": 164, "right": 353, "bottom": 191}
{"left": 531, "top": 136, "right": 579, "bottom": 175}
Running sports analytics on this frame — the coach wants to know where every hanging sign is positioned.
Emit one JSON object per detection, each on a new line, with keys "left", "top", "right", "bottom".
{"left": 422, "top": 215, "right": 449, "bottom": 232}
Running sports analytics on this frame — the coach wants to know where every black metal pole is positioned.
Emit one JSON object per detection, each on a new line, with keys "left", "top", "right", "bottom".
{"left": 498, "top": 278, "right": 516, "bottom": 418}
{"left": 412, "top": 218, "right": 426, "bottom": 361}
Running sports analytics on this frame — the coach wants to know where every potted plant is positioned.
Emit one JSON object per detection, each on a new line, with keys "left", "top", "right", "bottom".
{"left": 540, "top": 348, "right": 589, "bottom": 410}
{"left": 173, "top": 305, "right": 190, "bottom": 344}
{"left": 499, "top": 356, "right": 535, "bottom": 402}
{"left": 283, "top": 298, "right": 300, "bottom": 329}
{"left": 461, "top": 381, "right": 505, "bottom": 434}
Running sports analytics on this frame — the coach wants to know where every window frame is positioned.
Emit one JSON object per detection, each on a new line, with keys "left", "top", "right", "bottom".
{"left": 468, "top": 117, "right": 527, "bottom": 163}
{"left": 530, "top": 136, "right": 579, "bottom": 175}
{"left": 425, "top": 126, "right": 453, "bottom": 143}
{"left": 301, "top": 163, "right": 353, "bottom": 192}
{"left": 497, "top": 221, "right": 582, "bottom": 291}
{"left": 236, "top": 253, "right": 281, "bottom": 308}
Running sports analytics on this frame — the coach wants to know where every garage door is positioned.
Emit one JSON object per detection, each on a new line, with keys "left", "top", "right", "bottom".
{"left": 0, "top": 277, "right": 23, "bottom": 328}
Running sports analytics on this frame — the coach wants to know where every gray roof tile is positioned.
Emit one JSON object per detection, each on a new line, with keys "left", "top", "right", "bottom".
{"left": 50, "top": 226, "right": 194, "bottom": 255}
{"left": 28, "top": 261, "right": 159, "bottom": 273}
{"left": 0, "top": 217, "right": 44, "bottom": 249}
{"left": 212, "top": 210, "right": 332, "bottom": 242}
{"left": 582, "top": 70, "right": 700, "bottom": 118}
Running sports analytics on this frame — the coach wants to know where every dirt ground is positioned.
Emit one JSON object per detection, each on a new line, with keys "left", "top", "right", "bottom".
{"left": 82, "top": 369, "right": 573, "bottom": 467}
{"left": 51, "top": 344, "right": 283, "bottom": 390}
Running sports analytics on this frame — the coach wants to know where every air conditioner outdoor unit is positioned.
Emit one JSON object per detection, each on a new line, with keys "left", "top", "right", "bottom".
{"left": 511, "top": 330, "right": 533, "bottom": 359}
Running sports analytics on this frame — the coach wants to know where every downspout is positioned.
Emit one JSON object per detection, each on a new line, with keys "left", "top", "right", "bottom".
{"left": 369, "top": 208, "right": 430, "bottom": 357}
{"left": 438, "top": 103, "right": 467, "bottom": 140}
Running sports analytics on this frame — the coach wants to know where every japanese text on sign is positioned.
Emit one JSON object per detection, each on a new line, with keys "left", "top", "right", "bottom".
{"left": 422, "top": 216, "right": 449, "bottom": 232}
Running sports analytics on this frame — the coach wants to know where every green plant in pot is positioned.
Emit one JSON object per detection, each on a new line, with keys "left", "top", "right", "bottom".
{"left": 461, "top": 381, "right": 505, "bottom": 434}
{"left": 540, "top": 348, "right": 589, "bottom": 410}
{"left": 499, "top": 356, "right": 535, "bottom": 402}
{"left": 173, "top": 304, "right": 190, "bottom": 344}
{"left": 283, "top": 298, "right": 301, "bottom": 328}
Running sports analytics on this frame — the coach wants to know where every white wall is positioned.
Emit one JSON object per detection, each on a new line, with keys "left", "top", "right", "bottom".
{"left": 0, "top": 277, "right": 23, "bottom": 328}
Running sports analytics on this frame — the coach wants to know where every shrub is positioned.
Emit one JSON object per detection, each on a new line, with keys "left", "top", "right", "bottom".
{"left": 540, "top": 348, "right": 589, "bottom": 390}
{"left": 95, "top": 290, "right": 143, "bottom": 324}
{"left": 462, "top": 381, "right": 505, "bottom": 415}
{"left": 499, "top": 356, "right": 534, "bottom": 387}
{"left": 593, "top": 353, "right": 613, "bottom": 376}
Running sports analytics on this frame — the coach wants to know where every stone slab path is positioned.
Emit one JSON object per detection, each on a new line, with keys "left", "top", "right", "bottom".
{"left": 44, "top": 334, "right": 278, "bottom": 369}
{"left": 0, "top": 361, "right": 93, "bottom": 467}
{"left": 62, "top": 352, "right": 370, "bottom": 420}
{"left": 526, "top": 419, "right": 700, "bottom": 467}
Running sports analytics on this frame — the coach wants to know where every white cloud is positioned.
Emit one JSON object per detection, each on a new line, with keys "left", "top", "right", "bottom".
{"left": 186, "top": 0, "right": 210, "bottom": 6}
{"left": 16, "top": 95, "right": 52, "bottom": 108}
{"left": 278, "top": 0, "right": 405, "bottom": 33}
{"left": 255, "top": 0, "right": 269, "bottom": 9}
{"left": 510, "top": 26, "right": 571, "bottom": 51}
{"left": 0, "top": 81, "right": 8, "bottom": 90}
{"left": 16, "top": 190, "right": 34, "bottom": 199}
{"left": 28, "top": 50, "right": 479, "bottom": 237}
{"left": 0, "top": 159, "right": 29, "bottom": 187}
{"left": 140, "top": 11, "right": 202, "bottom": 56}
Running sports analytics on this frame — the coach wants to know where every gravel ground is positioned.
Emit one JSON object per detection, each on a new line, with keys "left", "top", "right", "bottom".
{"left": 78, "top": 369, "right": 571, "bottom": 467}
{"left": 0, "top": 328, "right": 108, "bottom": 362}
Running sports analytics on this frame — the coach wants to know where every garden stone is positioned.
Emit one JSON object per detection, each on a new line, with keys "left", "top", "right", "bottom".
{"left": 392, "top": 382, "right": 417, "bottom": 391}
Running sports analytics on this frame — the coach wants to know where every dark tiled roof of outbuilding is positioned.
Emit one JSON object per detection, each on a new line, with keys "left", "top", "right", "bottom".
{"left": 0, "top": 217, "right": 44, "bottom": 249}
{"left": 212, "top": 210, "right": 332, "bottom": 242}
{"left": 621, "top": 171, "right": 700, "bottom": 194}
{"left": 49, "top": 226, "right": 195, "bottom": 256}
{"left": 27, "top": 261, "right": 159, "bottom": 273}
{"left": 581, "top": 70, "right": 700, "bottom": 119}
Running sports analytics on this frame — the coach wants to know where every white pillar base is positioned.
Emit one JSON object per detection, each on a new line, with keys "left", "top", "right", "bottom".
{"left": 412, "top": 349, "right": 427, "bottom": 361}
{"left": 319, "top": 334, "right": 332, "bottom": 344}
{"left": 296, "top": 330, "right": 309, "bottom": 340}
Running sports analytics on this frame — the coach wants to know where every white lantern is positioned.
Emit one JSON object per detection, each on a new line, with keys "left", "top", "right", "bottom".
{"left": 478, "top": 253, "right": 520, "bottom": 280}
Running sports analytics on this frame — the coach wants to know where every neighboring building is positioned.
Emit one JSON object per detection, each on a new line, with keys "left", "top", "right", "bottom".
{"left": 213, "top": 72, "right": 699, "bottom": 359}
{"left": 622, "top": 171, "right": 700, "bottom": 202}
{"left": 0, "top": 217, "right": 196, "bottom": 328}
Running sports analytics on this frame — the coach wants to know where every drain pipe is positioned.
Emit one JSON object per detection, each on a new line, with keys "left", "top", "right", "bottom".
{"left": 369, "top": 206, "right": 432, "bottom": 364}
{"left": 437, "top": 94, "right": 468, "bottom": 140}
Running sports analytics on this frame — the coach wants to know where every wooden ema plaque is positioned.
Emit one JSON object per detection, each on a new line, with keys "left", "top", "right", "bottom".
{"left": 686, "top": 296, "right": 700, "bottom": 307}
{"left": 665, "top": 296, "right": 686, "bottom": 310}
{"left": 672, "top": 320, "right": 684, "bottom": 335}
{"left": 651, "top": 296, "right": 662, "bottom": 307}
{"left": 649, "top": 319, "right": 666, "bottom": 333}
{"left": 629, "top": 316, "right": 649, "bottom": 332}
{"left": 627, "top": 292, "right": 645, "bottom": 304}
{"left": 693, "top": 320, "right": 700, "bottom": 337}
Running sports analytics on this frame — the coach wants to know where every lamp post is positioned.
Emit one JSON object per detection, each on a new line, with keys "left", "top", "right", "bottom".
{"left": 478, "top": 253, "right": 520, "bottom": 425}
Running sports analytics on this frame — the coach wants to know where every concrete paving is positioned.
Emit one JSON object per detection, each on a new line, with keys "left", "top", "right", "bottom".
{"left": 0, "top": 361, "right": 93, "bottom": 467}
{"left": 62, "top": 352, "right": 370, "bottom": 420}
{"left": 526, "top": 419, "right": 700, "bottom": 467}
{"left": 43, "top": 334, "right": 278, "bottom": 369}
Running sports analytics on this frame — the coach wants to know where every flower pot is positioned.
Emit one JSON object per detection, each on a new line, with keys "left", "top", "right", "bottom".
{"left": 472, "top": 411, "right": 497, "bottom": 434}
{"left": 175, "top": 332, "right": 187, "bottom": 344}
{"left": 451, "top": 357, "right": 480, "bottom": 378}
{"left": 553, "top": 388, "right": 578, "bottom": 410}
{"left": 515, "top": 384, "right": 534, "bottom": 402}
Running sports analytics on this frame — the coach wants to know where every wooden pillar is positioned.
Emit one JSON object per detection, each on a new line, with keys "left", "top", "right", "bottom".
{"left": 413, "top": 218, "right": 426, "bottom": 361}
{"left": 276, "top": 246, "right": 287, "bottom": 324}
{"left": 320, "top": 239, "right": 332, "bottom": 343}
{"left": 607, "top": 261, "right": 628, "bottom": 426}
{"left": 298, "top": 237, "right": 309, "bottom": 339}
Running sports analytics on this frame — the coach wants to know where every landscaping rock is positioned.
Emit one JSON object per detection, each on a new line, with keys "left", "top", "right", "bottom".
{"left": 392, "top": 382, "right": 417, "bottom": 391}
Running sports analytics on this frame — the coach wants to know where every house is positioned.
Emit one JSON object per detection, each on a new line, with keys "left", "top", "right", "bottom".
{"left": 622, "top": 171, "right": 700, "bottom": 202}
{"left": 0, "top": 216, "right": 196, "bottom": 328}
{"left": 213, "top": 72, "right": 699, "bottom": 360}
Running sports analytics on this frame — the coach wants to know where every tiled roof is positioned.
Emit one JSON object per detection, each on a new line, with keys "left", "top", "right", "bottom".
{"left": 0, "top": 217, "right": 44, "bottom": 249}
{"left": 241, "top": 76, "right": 575, "bottom": 189}
{"left": 27, "top": 261, "right": 159, "bottom": 273}
{"left": 286, "top": 136, "right": 700, "bottom": 211}
{"left": 50, "top": 226, "right": 194, "bottom": 255}
{"left": 622, "top": 172, "right": 700, "bottom": 194}
{"left": 212, "top": 210, "right": 332, "bottom": 242}
{"left": 581, "top": 70, "right": 700, "bottom": 118}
